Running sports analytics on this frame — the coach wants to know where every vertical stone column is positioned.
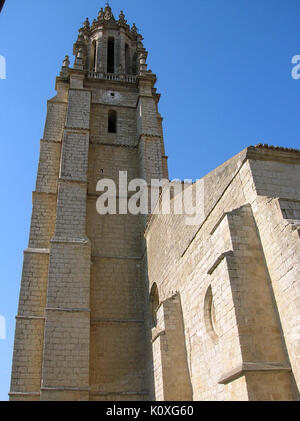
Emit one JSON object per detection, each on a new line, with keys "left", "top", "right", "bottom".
{"left": 218, "top": 205, "right": 295, "bottom": 400}
{"left": 137, "top": 75, "right": 164, "bottom": 211}
{"left": 101, "top": 34, "right": 107, "bottom": 74}
{"left": 137, "top": 77, "right": 163, "bottom": 183}
{"left": 40, "top": 73, "right": 92, "bottom": 401}
{"left": 137, "top": 75, "right": 167, "bottom": 399}
{"left": 152, "top": 295, "right": 193, "bottom": 401}
{"left": 119, "top": 28, "right": 126, "bottom": 74}
{"left": 96, "top": 31, "right": 103, "bottom": 73}
{"left": 9, "top": 81, "right": 68, "bottom": 401}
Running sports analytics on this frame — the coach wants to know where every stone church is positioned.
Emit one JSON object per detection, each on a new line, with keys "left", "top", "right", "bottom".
{"left": 10, "top": 5, "right": 300, "bottom": 401}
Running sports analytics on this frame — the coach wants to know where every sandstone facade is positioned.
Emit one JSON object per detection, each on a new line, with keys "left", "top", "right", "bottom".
{"left": 10, "top": 6, "right": 300, "bottom": 401}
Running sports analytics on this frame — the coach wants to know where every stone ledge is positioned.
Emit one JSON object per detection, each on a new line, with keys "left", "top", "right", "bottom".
{"left": 90, "top": 141, "right": 138, "bottom": 149}
{"left": 58, "top": 177, "right": 88, "bottom": 185}
{"left": 9, "top": 392, "right": 40, "bottom": 396}
{"left": 218, "top": 362, "right": 292, "bottom": 384}
{"left": 50, "top": 237, "right": 90, "bottom": 245}
{"left": 45, "top": 307, "right": 91, "bottom": 313}
{"left": 89, "top": 391, "right": 148, "bottom": 396}
{"left": 138, "top": 133, "right": 161, "bottom": 142}
{"left": 91, "top": 254, "right": 143, "bottom": 261}
{"left": 152, "top": 329, "right": 166, "bottom": 344}
{"left": 41, "top": 386, "right": 90, "bottom": 392}
{"left": 16, "top": 315, "right": 45, "bottom": 321}
{"left": 91, "top": 318, "right": 144, "bottom": 324}
{"left": 207, "top": 251, "right": 234, "bottom": 275}
{"left": 24, "top": 248, "right": 50, "bottom": 255}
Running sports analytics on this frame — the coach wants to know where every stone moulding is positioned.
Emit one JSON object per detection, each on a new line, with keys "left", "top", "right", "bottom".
{"left": 152, "top": 329, "right": 166, "bottom": 344}
{"left": 218, "top": 362, "right": 292, "bottom": 385}
{"left": 40, "top": 386, "right": 90, "bottom": 392}
{"left": 9, "top": 392, "right": 40, "bottom": 397}
{"left": 207, "top": 251, "right": 234, "bottom": 275}
{"left": 23, "top": 248, "right": 50, "bottom": 255}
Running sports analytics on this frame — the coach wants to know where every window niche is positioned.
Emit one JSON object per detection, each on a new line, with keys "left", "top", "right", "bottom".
{"left": 150, "top": 283, "right": 159, "bottom": 328}
{"left": 107, "top": 37, "right": 115, "bottom": 74}
{"left": 108, "top": 110, "right": 117, "bottom": 134}
{"left": 204, "top": 285, "right": 220, "bottom": 343}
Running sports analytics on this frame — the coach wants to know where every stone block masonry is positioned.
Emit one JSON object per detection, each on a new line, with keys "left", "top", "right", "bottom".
{"left": 10, "top": 5, "right": 300, "bottom": 401}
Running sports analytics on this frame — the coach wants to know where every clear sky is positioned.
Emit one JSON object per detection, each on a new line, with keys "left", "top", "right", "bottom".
{"left": 0, "top": 0, "right": 300, "bottom": 401}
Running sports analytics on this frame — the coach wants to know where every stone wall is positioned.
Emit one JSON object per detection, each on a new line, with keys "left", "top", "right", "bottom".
{"left": 145, "top": 146, "right": 300, "bottom": 401}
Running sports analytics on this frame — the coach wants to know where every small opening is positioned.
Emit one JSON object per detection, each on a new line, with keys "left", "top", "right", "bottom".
{"left": 108, "top": 110, "right": 117, "bottom": 133}
{"left": 150, "top": 283, "right": 159, "bottom": 328}
{"left": 125, "top": 43, "right": 131, "bottom": 74}
{"left": 90, "top": 40, "right": 97, "bottom": 71}
{"left": 93, "top": 41, "right": 97, "bottom": 71}
{"left": 107, "top": 37, "right": 115, "bottom": 74}
{"left": 132, "top": 53, "right": 137, "bottom": 75}
{"left": 110, "top": 92, "right": 115, "bottom": 97}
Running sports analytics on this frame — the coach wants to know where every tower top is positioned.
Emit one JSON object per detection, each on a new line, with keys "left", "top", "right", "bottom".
{"left": 79, "top": 4, "right": 142, "bottom": 41}
{"left": 59, "top": 4, "right": 154, "bottom": 83}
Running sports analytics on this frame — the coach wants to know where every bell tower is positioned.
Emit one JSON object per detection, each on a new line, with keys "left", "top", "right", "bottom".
{"left": 10, "top": 4, "right": 168, "bottom": 401}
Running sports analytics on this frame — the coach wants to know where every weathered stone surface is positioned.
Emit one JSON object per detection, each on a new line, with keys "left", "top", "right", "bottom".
{"left": 10, "top": 6, "right": 300, "bottom": 402}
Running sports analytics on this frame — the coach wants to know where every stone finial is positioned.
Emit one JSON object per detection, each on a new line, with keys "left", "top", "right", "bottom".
{"left": 77, "top": 29, "right": 84, "bottom": 43}
{"left": 62, "top": 55, "right": 70, "bottom": 68}
{"left": 139, "top": 52, "right": 148, "bottom": 73}
{"left": 77, "top": 48, "right": 83, "bottom": 60}
{"left": 131, "top": 23, "right": 138, "bottom": 34}
{"left": 74, "top": 47, "right": 84, "bottom": 70}
{"left": 104, "top": 3, "right": 115, "bottom": 21}
{"left": 84, "top": 18, "right": 90, "bottom": 29}
{"left": 60, "top": 55, "right": 70, "bottom": 77}
{"left": 119, "top": 10, "right": 127, "bottom": 24}
{"left": 98, "top": 7, "right": 104, "bottom": 21}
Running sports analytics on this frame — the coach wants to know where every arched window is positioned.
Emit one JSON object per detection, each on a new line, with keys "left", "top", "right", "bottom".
{"left": 107, "top": 37, "right": 115, "bottom": 74}
{"left": 150, "top": 283, "right": 159, "bottom": 328}
{"left": 108, "top": 110, "right": 117, "bottom": 133}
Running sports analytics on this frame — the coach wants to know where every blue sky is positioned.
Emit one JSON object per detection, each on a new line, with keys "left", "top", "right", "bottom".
{"left": 0, "top": 0, "right": 300, "bottom": 401}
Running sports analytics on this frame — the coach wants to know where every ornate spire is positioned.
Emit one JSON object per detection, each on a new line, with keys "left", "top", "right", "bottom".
{"left": 118, "top": 10, "right": 127, "bottom": 25}
{"left": 103, "top": 3, "right": 115, "bottom": 22}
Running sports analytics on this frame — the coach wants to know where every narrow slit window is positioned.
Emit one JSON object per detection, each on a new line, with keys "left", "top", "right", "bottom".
{"left": 93, "top": 41, "right": 97, "bottom": 71}
{"left": 125, "top": 43, "right": 131, "bottom": 74}
{"left": 108, "top": 110, "right": 117, "bottom": 133}
{"left": 107, "top": 37, "right": 115, "bottom": 74}
{"left": 132, "top": 53, "right": 137, "bottom": 75}
{"left": 90, "top": 40, "right": 97, "bottom": 71}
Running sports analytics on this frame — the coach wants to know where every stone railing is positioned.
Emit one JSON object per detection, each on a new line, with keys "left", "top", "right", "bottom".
{"left": 87, "top": 71, "right": 137, "bottom": 83}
